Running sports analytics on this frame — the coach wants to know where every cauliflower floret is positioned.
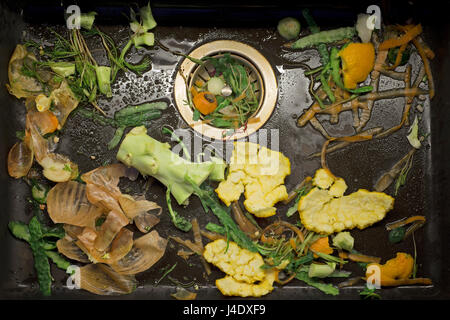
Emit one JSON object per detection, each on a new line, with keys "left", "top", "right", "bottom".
{"left": 203, "top": 239, "right": 276, "bottom": 297}
{"left": 299, "top": 168, "right": 394, "bottom": 234}
{"left": 216, "top": 142, "right": 291, "bottom": 218}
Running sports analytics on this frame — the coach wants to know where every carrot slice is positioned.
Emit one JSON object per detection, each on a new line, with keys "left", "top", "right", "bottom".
{"left": 412, "top": 38, "right": 435, "bottom": 99}
{"left": 378, "top": 24, "right": 423, "bottom": 51}
{"left": 310, "top": 236, "right": 333, "bottom": 258}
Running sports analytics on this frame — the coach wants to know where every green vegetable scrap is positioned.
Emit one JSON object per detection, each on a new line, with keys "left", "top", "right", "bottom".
{"left": 193, "top": 53, "right": 260, "bottom": 129}
{"left": 166, "top": 187, "right": 192, "bottom": 232}
{"left": 388, "top": 227, "right": 406, "bottom": 244}
{"left": 407, "top": 116, "right": 421, "bottom": 149}
{"left": 286, "top": 186, "right": 310, "bottom": 217}
{"left": 31, "top": 181, "right": 50, "bottom": 204}
{"left": 388, "top": 46, "right": 411, "bottom": 66}
{"left": 186, "top": 177, "right": 258, "bottom": 253}
{"left": 287, "top": 26, "right": 356, "bottom": 50}
{"left": 332, "top": 232, "right": 354, "bottom": 251}
{"left": 308, "top": 262, "right": 337, "bottom": 278}
{"left": 77, "top": 101, "right": 168, "bottom": 150}
{"left": 28, "top": 216, "right": 52, "bottom": 296}
{"left": 302, "top": 9, "right": 329, "bottom": 65}
{"left": 295, "top": 271, "right": 339, "bottom": 296}
{"left": 277, "top": 17, "right": 301, "bottom": 40}
{"left": 79, "top": 11, "right": 97, "bottom": 30}
{"left": 9, "top": 207, "right": 68, "bottom": 296}
{"left": 95, "top": 66, "right": 112, "bottom": 98}
{"left": 116, "top": 126, "right": 226, "bottom": 205}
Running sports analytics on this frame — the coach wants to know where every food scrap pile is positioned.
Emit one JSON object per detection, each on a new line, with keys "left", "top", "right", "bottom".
{"left": 5, "top": 3, "right": 433, "bottom": 299}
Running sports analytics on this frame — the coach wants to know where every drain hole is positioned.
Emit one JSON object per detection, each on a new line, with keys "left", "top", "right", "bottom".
{"left": 173, "top": 40, "right": 278, "bottom": 140}
{"left": 187, "top": 52, "right": 265, "bottom": 128}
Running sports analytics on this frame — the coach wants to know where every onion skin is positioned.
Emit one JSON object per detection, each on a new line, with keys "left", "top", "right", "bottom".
{"left": 47, "top": 181, "right": 104, "bottom": 228}
{"left": 56, "top": 238, "right": 90, "bottom": 263}
{"left": 111, "top": 230, "right": 167, "bottom": 275}
{"left": 7, "top": 141, "right": 33, "bottom": 179}
{"left": 79, "top": 263, "right": 138, "bottom": 296}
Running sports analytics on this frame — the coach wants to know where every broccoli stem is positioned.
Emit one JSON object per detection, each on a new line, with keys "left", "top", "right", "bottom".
{"left": 116, "top": 126, "right": 219, "bottom": 205}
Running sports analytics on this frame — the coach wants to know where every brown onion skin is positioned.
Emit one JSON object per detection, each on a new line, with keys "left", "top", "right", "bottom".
{"left": 7, "top": 141, "right": 33, "bottom": 179}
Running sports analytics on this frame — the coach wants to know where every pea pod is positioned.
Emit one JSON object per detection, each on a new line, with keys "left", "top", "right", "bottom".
{"left": 114, "top": 101, "right": 168, "bottom": 120}
{"left": 289, "top": 27, "right": 356, "bottom": 50}
{"left": 114, "top": 109, "right": 162, "bottom": 127}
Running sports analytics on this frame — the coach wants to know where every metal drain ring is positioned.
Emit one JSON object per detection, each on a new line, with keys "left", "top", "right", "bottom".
{"left": 174, "top": 40, "right": 278, "bottom": 140}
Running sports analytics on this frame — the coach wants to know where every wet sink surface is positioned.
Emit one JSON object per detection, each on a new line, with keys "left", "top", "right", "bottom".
{"left": 0, "top": 7, "right": 447, "bottom": 299}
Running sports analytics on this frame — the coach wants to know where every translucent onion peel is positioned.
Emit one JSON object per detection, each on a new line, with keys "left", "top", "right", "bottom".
{"left": 48, "top": 80, "right": 80, "bottom": 127}
{"left": 79, "top": 263, "right": 137, "bottom": 295}
{"left": 56, "top": 238, "right": 90, "bottom": 263}
{"left": 6, "top": 44, "right": 43, "bottom": 99}
{"left": 82, "top": 163, "right": 127, "bottom": 213}
{"left": 111, "top": 230, "right": 167, "bottom": 275}
{"left": 47, "top": 181, "right": 104, "bottom": 228}
{"left": 25, "top": 112, "right": 78, "bottom": 182}
{"left": 94, "top": 210, "right": 130, "bottom": 252}
{"left": 7, "top": 141, "right": 34, "bottom": 179}
{"left": 171, "top": 287, "right": 197, "bottom": 300}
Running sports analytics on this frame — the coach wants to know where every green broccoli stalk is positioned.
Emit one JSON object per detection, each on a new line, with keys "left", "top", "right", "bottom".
{"left": 116, "top": 126, "right": 225, "bottom": 205}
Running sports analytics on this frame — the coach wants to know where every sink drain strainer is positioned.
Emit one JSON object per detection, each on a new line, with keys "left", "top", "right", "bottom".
{"left": 173, "top": 40, "right": 278, "bottom": 140}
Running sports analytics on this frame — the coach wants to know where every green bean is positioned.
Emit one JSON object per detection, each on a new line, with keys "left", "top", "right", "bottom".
{"left": 289, "top": 27, "right": 356, "bottom": 50}
{"left": 77, "top": 107, "right": 116, "bottom": 126}
{"left": 114, "top": 101, "right": 168, "bottom": 119}
{"left": 107, "top": 126, "right": 126, "bottom": 150}
{"left": 330, "top": 47, "right": 346, "bottom": 89}
{"left": 304, "top": 66, "right": 324, "bottom": 76}
{"left": 348, "top": 86, "right": 373, "bottom": 94}
{"left": 115, "top": 109, "right": 162, "bottom": 127}
{"left": 319, "top": 66, "right": 335, "bottom": 103}
{"left": 312, "top": 91, "right": 327, "bottom": 110}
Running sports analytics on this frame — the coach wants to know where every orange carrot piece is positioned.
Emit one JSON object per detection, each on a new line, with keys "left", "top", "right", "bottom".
{"left": 379, "top": 24, "right": 422, "bottom": 51}
{"left": 412, "top": 38, "right": 435, "bottom": 99}
{"left": 310, "top": 236, "right": 333, "bottom": 258}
